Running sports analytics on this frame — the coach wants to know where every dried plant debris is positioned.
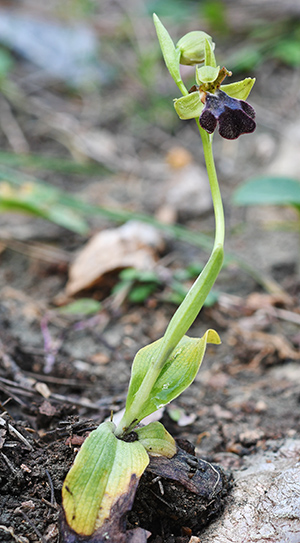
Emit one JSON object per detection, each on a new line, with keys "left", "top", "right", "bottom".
{"left": 60, "top": 476, "right": 150, "bottom": 543}
{"left": 128, "top": 444, "right": 231, "bottom": 538}
{"left": 66, "top": 222, "right": 164, "bottom": 297}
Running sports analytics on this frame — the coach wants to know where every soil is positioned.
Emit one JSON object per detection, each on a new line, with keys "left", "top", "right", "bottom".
{"left": 1, "top": 2, "right": 300, "bottom": 543}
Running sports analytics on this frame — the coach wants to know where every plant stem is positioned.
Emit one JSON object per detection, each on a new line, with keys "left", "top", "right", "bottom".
{"left": 115, "top": 123, "right": 225, "bottom": 436}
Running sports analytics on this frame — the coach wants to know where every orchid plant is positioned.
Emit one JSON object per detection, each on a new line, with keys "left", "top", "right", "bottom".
{"left": 61, "top": 15, "right": 256, "bottom": 541}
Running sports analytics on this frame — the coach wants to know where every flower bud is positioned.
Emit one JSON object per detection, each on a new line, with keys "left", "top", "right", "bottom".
{"left": 176, "top": 31, "right": 215, "bottom": 65}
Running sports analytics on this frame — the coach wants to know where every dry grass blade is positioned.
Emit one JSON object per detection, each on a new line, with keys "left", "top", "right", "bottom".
{"left": 0, "top": 416, "right": 33, "bottom": 450}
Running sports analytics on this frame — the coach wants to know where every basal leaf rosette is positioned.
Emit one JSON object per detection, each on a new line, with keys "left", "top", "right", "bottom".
{"left": 124, "top": 329, "right": 221, "bottom": 427}
{"left": 61, "top": 421, "right": 149, "bottom": 537}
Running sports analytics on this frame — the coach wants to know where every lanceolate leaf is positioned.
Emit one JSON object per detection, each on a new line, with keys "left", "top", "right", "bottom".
{"left": 125, "top": 330, "right": 220, "bottom": 425}
{"left": 233, "top": 176, "right": 300, "bottom": 207}
{"left": 0, "top": 181, "right": 89, "bottom": 234}
{"left": 153, "top": 14, "right": 183, "bottom": 91}
{"left": 62, "top": 422, "right": 149, "bottom": 536}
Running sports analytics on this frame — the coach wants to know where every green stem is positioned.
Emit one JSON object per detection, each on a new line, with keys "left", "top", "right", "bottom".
{"left": 176, "top": 79, "right": 189, "bottom": 96}
{"left": 115, "top": 122, "right": 225, "bottom": 436}
{"left": 197, "top": 120, "right": 225, "bottom": 249}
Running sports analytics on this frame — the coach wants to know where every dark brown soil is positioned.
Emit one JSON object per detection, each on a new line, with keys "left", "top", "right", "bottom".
{"left": 128, "top": 444, "right": 231, "bottom": 538}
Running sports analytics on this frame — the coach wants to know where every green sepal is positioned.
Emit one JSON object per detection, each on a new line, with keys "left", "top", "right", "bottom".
{"left": 196, "top": 65, "right": 220, "bottom": 84}
{"left": 153, "top": 14, "right": 186, "bottom": 94}
{"left": 135, "top": 421, "right": 176, "bottom": 458}
{"left": 62, "top": 421, "right": 149, "bottom": 536}
{"left": 221, "top": 77, "right": 255, "bottom": 101}
{"left": 124, "top": 330, "right": 220, "bottom": 425}
{"left": 205, "top": 37, "right": 217, "bottom": 68}
{"left": 174, "top": 91, "right": 204, "bottom": 120}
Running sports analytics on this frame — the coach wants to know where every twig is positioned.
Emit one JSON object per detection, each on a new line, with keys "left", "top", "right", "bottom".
{"left": 41, "top": 497, "right": 57, "bottom": 510}
{"left": 0, "top": 375, "right": 125, "bottom": 410}
{"left": 0, "top": 525, "right": 29, "bottom": 543}
{"left": 40, "top": 315, "right": 63, "bottom": 374}
{"left": 273, "top": 307, "right": 300, "bottom": 326}
{"left": 15, "top": 510, "right": 47, "bottom": 543}
{"left": 0, "top": 236, "right": 71, "bottom": 264}
{"left": 0, "top": 94, "right": 30, "bottom": 153}
{"left": 0, "top": 383, "right": 29, "bottom": 407}
{"left": 198, "top": 458, "right": 221, "bottom": 497}
{"left": 0, "top": 339, "right": 34, "bottom": 390}
{"left": 49, "top": 392, "right": 111, "bottom": 410}
{"left": 23, "top": 371, "right": 93, "bottom": 387}
{"left": 45, "top": 469, "right": 56, "bottom": 506}
{"left": 0, "top": 451, "right": 17, "bottom": 473}
{"left": 0, "top": 415, "right": 33, "bottom": 451}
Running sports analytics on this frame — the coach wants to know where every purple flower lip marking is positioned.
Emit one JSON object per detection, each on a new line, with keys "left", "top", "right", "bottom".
{"left": 199, "top": 89, "right": 256, "bottom": 140}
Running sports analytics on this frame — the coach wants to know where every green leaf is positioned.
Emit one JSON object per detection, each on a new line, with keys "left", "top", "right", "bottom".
{"left": 135, "top": 421, "right": 176, "bottom": 458}
{"left": 0, "top": 48, "right": 14, "bottom": 79}
{"left": 124, "top": 330, "right": 220, "bottom": 424}
{"left": 62, "top": 421, "right": 149, "bottom": 536}
{"left": 272, "top": 39, "right": 300, "bottom": 67}
{"left": 174, "top": 91, "right": 204, "bottom": 120}
{"left": 118, "top": 267, "right": 140, "bottom": 282}
{"left": 119, "top": 268, "right": 160, "bottom": 284}
{"left": 196, "top": 65, "right": 219, "bottom": 84}
{"left": 0, "top": 150, "right": 109, "bottom": 175}
{"left": 153, "top": 14, "right": 183, "bottom": 90}
{"left": 221, "top": 77, "right": 255, "bottom": 101}
{"left": 0, "top": 181, "right": 89, "bottom": 235}
{"left": 128, "top": 283, "right": 157, "bottom": 303}
{"left": 58, "top": 299, "right": 101, "bottom": 317}
{"left": 233, "top": 176, "right": 300, "bottom": 207}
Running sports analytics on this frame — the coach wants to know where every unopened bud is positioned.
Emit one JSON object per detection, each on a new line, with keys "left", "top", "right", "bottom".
{"left": 176, "top": 31, "right": 215, "bottom": 65}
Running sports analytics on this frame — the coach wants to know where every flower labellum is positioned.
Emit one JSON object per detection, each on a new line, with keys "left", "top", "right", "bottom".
{"left": 199, "top": 89, "right": 256, "bottom": 140}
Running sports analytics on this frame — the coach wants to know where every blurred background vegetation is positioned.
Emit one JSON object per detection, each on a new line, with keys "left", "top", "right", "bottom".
{"left": 0, "top": 0, "right": 299, "bottom": 140}
{"left": 0, "top": 0, "right": 300, "bottom": 302}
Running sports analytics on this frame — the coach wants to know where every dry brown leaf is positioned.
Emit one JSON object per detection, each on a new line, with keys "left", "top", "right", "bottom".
{"left": 230, "top": 324, "right": 300, "bottom": 366}
{"left": 66, "top": 221, "right": 164, "bottom": 296}
{"left": 245, "top": 292, "right": 293, "bottom": 310}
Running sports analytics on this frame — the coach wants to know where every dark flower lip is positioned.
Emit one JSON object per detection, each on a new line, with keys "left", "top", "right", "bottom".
{"left": 199, "top": 89, "right": 256, "bottom": 140}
